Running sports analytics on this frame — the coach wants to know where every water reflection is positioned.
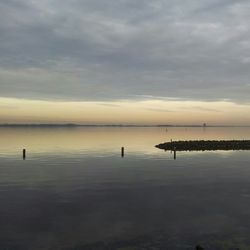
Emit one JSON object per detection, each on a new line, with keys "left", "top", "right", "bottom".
{"left": 0, "top": 126, "right": 250, "bottom": 157}
{"left": 0, "top": 127, "right": 250, "bottom": 249}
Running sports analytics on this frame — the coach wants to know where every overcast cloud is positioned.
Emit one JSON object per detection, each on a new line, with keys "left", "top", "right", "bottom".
{"left": 0, "top": 0, "right": 250, "bottom": 103}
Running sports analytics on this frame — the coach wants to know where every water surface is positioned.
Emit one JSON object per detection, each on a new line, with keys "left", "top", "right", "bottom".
{"left": 1, "top": 127, "right": 250, "bottom": 249}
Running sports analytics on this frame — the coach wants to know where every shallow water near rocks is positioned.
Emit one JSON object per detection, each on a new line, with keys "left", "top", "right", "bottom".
{"left": 1, "top": 127, "right": 250, "bottom": 249}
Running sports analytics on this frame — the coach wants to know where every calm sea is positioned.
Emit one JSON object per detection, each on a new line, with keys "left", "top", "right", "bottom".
{"left": 0, "top": 127, "right": 250, "bottom": 250}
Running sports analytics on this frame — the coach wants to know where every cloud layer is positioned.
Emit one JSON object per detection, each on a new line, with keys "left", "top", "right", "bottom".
{"left": 0, "top": 0, "right": 250, "bottom": 102}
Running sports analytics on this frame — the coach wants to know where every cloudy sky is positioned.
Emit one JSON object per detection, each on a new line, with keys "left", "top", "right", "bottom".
{"left": 0, "top": 0, "right": 250, "bottom": 124}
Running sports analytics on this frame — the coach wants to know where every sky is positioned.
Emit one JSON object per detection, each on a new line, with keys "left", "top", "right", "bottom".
{"left": 0, "top": 0, "right": 250, "bottom": 125}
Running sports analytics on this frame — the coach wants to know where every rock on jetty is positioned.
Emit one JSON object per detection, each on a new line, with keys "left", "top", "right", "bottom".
{"left": 156, "top": 140, "right": 250, "bottom": 151}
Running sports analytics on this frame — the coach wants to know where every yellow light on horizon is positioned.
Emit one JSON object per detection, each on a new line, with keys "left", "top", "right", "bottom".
{"left": 0, "top": 97, "right": 250, "bottom": 125}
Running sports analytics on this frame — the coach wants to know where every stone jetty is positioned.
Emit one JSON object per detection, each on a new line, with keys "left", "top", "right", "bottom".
{"left": 156, "top": 140, "right": 250, "bottom": 151}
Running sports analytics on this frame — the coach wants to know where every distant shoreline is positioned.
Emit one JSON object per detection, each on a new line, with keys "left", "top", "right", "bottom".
{"left": 0, "top": 124, "right": 250, "bottom": 128}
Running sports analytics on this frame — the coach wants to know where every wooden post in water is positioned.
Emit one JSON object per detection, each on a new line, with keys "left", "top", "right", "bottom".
{"left": 174, "top": 147, "right": 176, "bottom": 160}
{"left": 23, "top": 149, "right": 26, "bottom": 160}
{"left": 121, "top": 147, "right": 125, "bottom": 158}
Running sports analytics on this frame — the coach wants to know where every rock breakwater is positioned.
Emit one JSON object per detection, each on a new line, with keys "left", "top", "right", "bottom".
{"left": 156, "top": 140, "right": 250, "bottom": 151}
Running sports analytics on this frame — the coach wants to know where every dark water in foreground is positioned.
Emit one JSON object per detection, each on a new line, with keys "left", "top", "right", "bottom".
{"left": 1, "top": 127, "right": 250, "bottom": 250}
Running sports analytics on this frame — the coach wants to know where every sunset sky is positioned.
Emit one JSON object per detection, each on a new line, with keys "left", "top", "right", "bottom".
{"left": 0, "top": 0, "right": 250, "bottom": 125}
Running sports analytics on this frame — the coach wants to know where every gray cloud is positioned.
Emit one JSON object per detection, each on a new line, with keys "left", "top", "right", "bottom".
{"left": 97, "top": 103, "right": 121, "bottom": 107}
{"left": 0, "top": 0, "right": 250, "bottom": 103}
{"left": 144, "top": 108, "right": 174, "bottom": 113}
{"left": 188, "top": 106, "right": 222, "bottom": 112}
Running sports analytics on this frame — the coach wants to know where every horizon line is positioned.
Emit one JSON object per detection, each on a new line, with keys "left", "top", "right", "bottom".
{"left": 0, "top": 123, "right": 250, "bottom": 128}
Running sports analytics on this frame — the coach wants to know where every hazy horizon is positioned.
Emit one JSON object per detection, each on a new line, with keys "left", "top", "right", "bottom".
{"left": 0, "top": 97, "right": 250, "bottom": 125}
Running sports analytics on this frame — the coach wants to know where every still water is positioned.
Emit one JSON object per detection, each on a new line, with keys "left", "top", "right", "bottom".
{"left": 0, "top": 127, "right": 250, "bottom": 250}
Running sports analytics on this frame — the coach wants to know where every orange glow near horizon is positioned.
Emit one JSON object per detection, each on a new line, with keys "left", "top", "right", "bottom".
{"left": 0, "top": 97, "right": 250, "bottom": 125}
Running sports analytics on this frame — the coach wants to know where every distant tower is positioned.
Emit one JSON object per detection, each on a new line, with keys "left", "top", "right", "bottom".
{"left": 203, "top": 123, "right": 207, "bottom": 127}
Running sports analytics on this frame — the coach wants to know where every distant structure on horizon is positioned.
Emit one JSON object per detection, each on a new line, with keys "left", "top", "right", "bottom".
{"left": 203, "top": 123, "right": 207, "bottom": 127}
